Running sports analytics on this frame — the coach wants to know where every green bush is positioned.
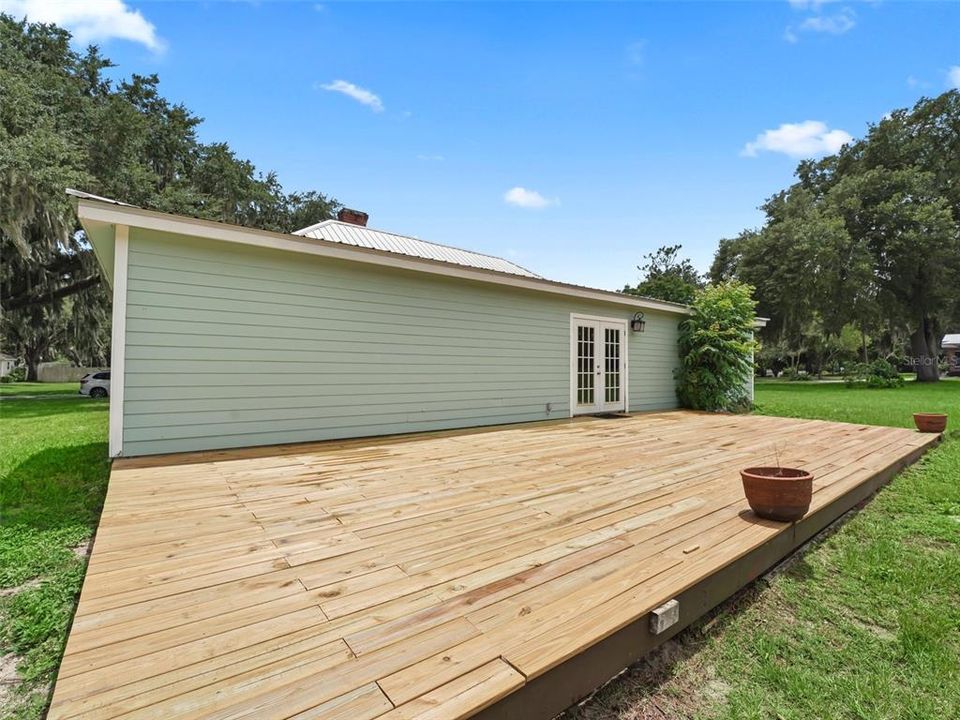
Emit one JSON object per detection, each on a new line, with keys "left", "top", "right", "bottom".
{"left": 675, "top": 281, "right": 758, "bottom": 412}
{"left": 843, "top": 359, "right": 905, "bottom": 388}
{"left": 7, "top": 367, "right": 26, "bottom": 382}
{"left": 781, "top": 367, "right": 813, "bottom": 381}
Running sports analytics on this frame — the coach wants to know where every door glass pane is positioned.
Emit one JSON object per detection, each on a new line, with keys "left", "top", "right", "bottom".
{"left": 604, "top": 327, "right": 620, "bottom": 403}
{"left": 577, "top": 325, "right": 594, "bottom": 405}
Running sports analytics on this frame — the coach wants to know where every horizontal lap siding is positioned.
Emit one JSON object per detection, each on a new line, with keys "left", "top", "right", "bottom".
{"left": 627, "top": 320, "right": 680, "bottom": 411}
{"left": 121, "top": 229, "right": 681, "bottom": 455}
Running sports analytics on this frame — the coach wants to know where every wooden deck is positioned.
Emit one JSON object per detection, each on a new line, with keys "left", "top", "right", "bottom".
{"left": 47, "top": 412, "right": 939, "bottom": 720}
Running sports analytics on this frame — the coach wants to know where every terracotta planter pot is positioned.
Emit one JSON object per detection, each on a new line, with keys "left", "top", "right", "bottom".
{"left": 913, "top": 413, "right": 947, "bottom": 433}
{"left": 740, "top": 466, "right": 813, "bottom": 522}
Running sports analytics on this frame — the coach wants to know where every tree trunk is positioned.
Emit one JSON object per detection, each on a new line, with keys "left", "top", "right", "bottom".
{"left": 910, "top": 317, "right": 939, "bottom": 382}
{"left": 860, "top": 326, "right": 869, "bottom": 363}
{"left": 24, "top": 349, "right": 42, "bottom": 382}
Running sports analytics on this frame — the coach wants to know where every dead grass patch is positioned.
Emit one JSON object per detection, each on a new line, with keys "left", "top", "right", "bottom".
{"left": 562, "top": 636, "right": 730, "bottom": 720}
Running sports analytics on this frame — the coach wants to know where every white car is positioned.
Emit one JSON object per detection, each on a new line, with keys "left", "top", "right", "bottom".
{"left": 79, "top": 371, "right": 111, "bottom": 398}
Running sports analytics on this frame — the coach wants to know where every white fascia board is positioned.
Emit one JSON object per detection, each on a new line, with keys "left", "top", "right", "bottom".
{"left": 75, "top": 199, "right": 692, "bottom": 317}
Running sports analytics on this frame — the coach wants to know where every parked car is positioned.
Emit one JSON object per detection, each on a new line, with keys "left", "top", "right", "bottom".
{"left": 80, "top": 371, "right": 111, "bottom": 398}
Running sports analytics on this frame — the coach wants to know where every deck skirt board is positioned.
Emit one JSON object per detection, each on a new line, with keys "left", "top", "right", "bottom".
{"left": 46, "top": 411, "right": 939, "bottom": 720}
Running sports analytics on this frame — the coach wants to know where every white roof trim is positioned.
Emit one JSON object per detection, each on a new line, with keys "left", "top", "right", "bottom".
{"left": 66, "top": 189, "right": 137, "bottom": 207}
{"left": 69, "top": 193, "right": 693, "bottom": 316}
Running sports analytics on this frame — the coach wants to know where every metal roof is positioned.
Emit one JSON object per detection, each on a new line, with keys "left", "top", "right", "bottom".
{"left": 943, "top": 334, "right": 960, "bottom": 347}
{"left": 294, "top": 220, "right": 541, "bottom": 278}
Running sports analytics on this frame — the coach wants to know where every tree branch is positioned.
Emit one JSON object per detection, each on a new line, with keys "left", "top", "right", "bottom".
{"left": 42, "top": 253, "right": 86, "bottom": 275}
{"left": 3, "top": 275, "right": 102, "bottom": 311}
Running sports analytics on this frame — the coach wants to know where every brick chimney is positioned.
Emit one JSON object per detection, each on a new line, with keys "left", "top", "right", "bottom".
{"left": 337, "top": 208, "right": 369, "bottom": 227}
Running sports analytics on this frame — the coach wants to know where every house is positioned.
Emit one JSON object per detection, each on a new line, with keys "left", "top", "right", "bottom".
{"left": 0, "top": 354, "right": 19, "bottom": 377}
{"left": 70, "top": 189, "right": 719, "bottom": 458}
{"left": 944, "top": 334, "right": 960, "bottom": 375}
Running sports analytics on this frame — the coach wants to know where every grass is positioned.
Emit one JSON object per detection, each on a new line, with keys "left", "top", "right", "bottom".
{"left": 570, "top": 379, "right": 960, "bottom": 720}
{"left": 754, "top": 376, "right": 958, "bottom": 427}
{"left": 0, "top": 396, "right": 109, "bottom": 719}
{"left": 0, "top": 383, "right": 78, "bottom": 397}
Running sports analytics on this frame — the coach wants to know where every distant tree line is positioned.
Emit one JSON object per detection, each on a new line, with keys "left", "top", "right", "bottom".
{"left": 0, "top": 15, "right": 339, "bottom": 380}
{"left": 627, "top": 92, "right": 960, "bottom": 383}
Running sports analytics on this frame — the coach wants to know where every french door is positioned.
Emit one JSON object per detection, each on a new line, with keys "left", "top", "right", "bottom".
{"left": 571, "top": 315, "right": 627, "bottom": 415}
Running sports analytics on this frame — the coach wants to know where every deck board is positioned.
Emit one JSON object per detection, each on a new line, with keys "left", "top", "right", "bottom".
{"left": 47, "top": 411, "right": 939, "bottom": 720}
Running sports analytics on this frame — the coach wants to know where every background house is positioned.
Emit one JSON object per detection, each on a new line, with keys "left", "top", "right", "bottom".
{"left": 944, "top": 334, "right": 960, "bottom": 375}
{"left": 72, "top": 191, "right": 700, "bottom": 458}
{"left": 0, "top": 354, "right": 20, "bottom": 378}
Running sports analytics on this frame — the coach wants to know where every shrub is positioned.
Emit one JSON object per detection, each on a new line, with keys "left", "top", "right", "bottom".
{"left": 7, "top": 367, "right": 26, "bottom": 382}
{"left": 781, "top": 367, "right": 812, "bottom": 381}
{"left": 675, "top": 281, "right": 758, "bottom": 412}
{"left": 843, "top": 359, "right": 904, "bottom": 389}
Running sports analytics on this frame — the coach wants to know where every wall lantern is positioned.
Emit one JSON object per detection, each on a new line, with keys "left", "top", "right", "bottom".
{"left": 630, "top": 312, "right": 646, "bottom": 333}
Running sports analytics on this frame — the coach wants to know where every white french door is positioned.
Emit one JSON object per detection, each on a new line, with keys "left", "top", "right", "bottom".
{"left": 570, "top": 315, "right": 627, "bottom": 415}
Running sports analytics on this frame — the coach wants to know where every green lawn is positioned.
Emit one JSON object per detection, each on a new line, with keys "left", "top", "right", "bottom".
{"left": 0, "top": 397, "right": 109, "bottom": 719}
{"left": 571, "top": 380, "right": 959, "bottom": 720}
{"left": 753, "top": 377, "right": 958, "bottom": 427}
{"left": 0, "top": 382, "right": 79, "bottom": 397}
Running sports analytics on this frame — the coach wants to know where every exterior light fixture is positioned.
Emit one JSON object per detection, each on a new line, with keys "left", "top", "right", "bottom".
{"left": 630, "top": 312, "right": 646, "bottom": 333}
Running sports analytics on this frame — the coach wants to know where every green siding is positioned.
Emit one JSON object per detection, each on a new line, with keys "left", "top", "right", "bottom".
{"left": 121, "top": 228, "right": 681, "bottom": 455}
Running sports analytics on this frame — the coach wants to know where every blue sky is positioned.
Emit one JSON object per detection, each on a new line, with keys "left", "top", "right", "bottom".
{"left": 5, "top": 1, "right": 960, "bottom": 289}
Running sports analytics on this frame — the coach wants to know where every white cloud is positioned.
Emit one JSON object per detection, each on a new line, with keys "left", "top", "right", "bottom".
{"left": 948, "top": 66, "right": 960, "bottom": 89}
{"left": 742, "top": 121, "right": 853, "bottom": 159}
{"left": 626, "top": 40, "right": 645, "bottom": 67}
{"left": 785, "top": 2, "right": 855, "bottom": 43}
{"left": 787, "top": 0, "right": 839, "bottom": 9}
{"left": 503, "top": 187, "right": 558, "bottom": 209}
{"left": 798, "top": 10, "right": 855, "bottom": 35}
{"left": 0, "top": 0, "right": 163, "bottom": 51}
{"left": 319, "top": 80, "right": 384, "bottom": 113}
